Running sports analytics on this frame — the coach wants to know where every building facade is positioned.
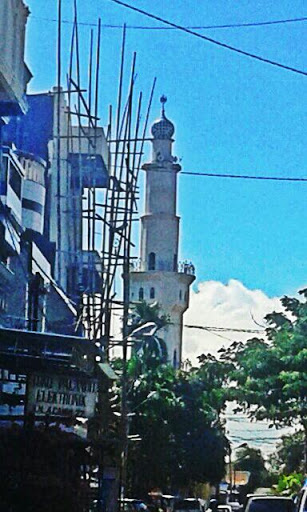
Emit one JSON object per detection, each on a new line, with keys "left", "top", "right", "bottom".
{"left": 2, "top": 89, "right": 109, "bottom": 310}
{"left": 130, "top": 97, "right": 195, "bottom": 367}
{"left": 0, "top": 0, "right": 31, "bottom": 117}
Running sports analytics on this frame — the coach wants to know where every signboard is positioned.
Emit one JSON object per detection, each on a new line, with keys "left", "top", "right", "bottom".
{"left": 27, "top": 373, "right": 98, "bottom": 418}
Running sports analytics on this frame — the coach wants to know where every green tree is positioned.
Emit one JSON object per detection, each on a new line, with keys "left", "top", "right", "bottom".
{"left": 120, "top": 301, "right": 230, "bottom": 496}
{"left": 126, "top": 364, "right": 227, "bottom": 497}
{"left": 233, "top": 446, "right": 270, "bottom": 493}
{"left": 128, "top": 300, "right": 169, "bottom": 371}
{"left": 197, "top": 352, "right": 234, "bottom": 416}
{"left": 272, "top": 431, "right": 306, "bottom": 474}
{"left": 229, "top": 289, "right": 307, "bottom": 470}
{"left": 275, "top": 473, "right": 304, "bottom": 496}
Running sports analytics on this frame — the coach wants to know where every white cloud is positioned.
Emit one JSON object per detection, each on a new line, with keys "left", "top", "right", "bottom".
{"left": 182, "top": 279, "right": 282, "bottom": 365}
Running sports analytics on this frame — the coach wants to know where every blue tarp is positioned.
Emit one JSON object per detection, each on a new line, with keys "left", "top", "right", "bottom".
{"left": 2, "top": 93, "right": 54, "bottom": 162}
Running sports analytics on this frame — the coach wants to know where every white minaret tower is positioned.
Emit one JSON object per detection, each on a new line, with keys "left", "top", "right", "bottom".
{"left": 130, "top": 96, "right": 195, "bottom": 367}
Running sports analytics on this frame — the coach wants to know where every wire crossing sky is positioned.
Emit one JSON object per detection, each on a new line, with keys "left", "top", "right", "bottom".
{"left": 30, "top": 15, "right": 307, "bottom": 30}
{"left": 108, "top": 0, "right": 307, "bottom": 77}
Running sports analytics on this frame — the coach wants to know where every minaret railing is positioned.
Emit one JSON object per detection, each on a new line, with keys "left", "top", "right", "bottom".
{"left": 130, "top": 258, "right": 195, "bottom": 275}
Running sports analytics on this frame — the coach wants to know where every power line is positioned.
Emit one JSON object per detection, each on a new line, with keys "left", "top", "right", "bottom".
{"left": 184, "top": 324, "right": 264, "bottom": 333}
{"left": 144, "top": 166, "right": 307, "bottom": 183}
{"left": 31, "top": 15, "right": 307, "bottom": 30}
{"left": 183, "top": 323, "right": 263, "bottom": 344}
{"left": 108, "top": 0, "right": 307, "bottom": 77}
{"left": 181, "top": 171, "right": 307, "bottom": 182}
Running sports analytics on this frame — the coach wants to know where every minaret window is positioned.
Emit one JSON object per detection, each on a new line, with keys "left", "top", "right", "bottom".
{"left": 173, "top": 254, "right": 177, "bottom": 271}
{"left": 148, "top": 252, "right": 156, "bottom": 270}
{"left": 179, "top": 290, "right": 182, "bottom": 300}
{"left": 173, "top": 349, "right": 177, "bottom": 368}
{"left": 150, "top": 287, "right": 155, "bottom": 299}
{"left": 139, "top": 287, "right": 144, "bottom": 300}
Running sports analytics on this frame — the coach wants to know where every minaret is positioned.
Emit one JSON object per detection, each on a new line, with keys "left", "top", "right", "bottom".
{"left": 130, "top": 96, "right": 195, "bottom": 367}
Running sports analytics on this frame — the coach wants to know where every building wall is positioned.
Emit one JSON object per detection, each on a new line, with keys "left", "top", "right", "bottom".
{"left": 140, "top": 214, "right": 179, "bottom": 272}
{"left": 3, "top": 89, "right": 109, "bottom": 301}
{"left": 19, "top": 152, "right": 46, "bottom": 234}
{"left": 0, "top": 147, "right": 25, "bottom": 231}
{"left": 144, "top": 163, "right": 177, "bottom": 216}
{"left": 0, "top": 241, "right": 28, "bottom": 329}
{"left": 0, "top": 0, "right": 31, "bottom": 115}
{"left": 47, "top": 89, "right": 109, "bottom": 297}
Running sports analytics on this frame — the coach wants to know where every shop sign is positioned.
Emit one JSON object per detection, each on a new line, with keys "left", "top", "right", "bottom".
{"left": 27, "top": 373, "right": 98, "bottom": 418}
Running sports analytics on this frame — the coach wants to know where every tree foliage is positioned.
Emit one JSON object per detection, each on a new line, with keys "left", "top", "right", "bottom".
{"left": 126, "top": 363, "right": 227, "bottom": 497}
{"left": 227, "top": 290, "right": 307, "bottom": 469}
{"left": 121, "top": 302, "right": 229, "bottom": 497}
{"left": 197, "top": 352, "right": 234, "bottom": 415}
{"left": 233, "top": 446, "right": 270, "bottom": 493}
{"left": 275, "top": 473, "right": 304, "bottom": 496}
{"left": 271, "top": 431, "right": 306, "bottom": 474}
{"left": 128, "top": 301, "right": 169, "bottom": 371}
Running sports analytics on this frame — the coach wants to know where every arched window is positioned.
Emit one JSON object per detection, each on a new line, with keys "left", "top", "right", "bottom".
{"left": 150, "top": 287, "right": 155, "bottom": 299}
{"left": 148, "top": 252, "right": 156, "bottom": 270}
{"left": 173, "top": 349, "right": 177, "bottom": 368}
{"left": 173, "top": 254, "right": 177, "bottom": 271}
{"left": 139, "top": 287, "right": 144, "bottom": 300}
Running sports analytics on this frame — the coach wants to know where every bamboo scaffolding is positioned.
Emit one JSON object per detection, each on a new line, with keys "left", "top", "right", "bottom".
{"left": 54, "top": 5, "right": 155, "bottom": 352}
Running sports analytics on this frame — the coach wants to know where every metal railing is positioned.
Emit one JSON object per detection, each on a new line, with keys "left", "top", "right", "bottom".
{"left": 130, "top": 258, "right": 195, "bottom": 275}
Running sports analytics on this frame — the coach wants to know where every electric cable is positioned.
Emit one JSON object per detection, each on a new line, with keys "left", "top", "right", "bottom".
{"left": 113, "top": 311, "right": 265, "bottom": 335}
{"left": 108, "top": 0, "right": 307, "bottom": 77}
{"left": 143, "top": 166, "right": 307, "bottom": 183}
{"left": 181, "top": 171, "right": 307, "bottom": 182}
{"left": 30, "top": 15, "right": 307, "bottom": 31}
{"left": 184, "top": 324, "right": 264, "bottom": 333}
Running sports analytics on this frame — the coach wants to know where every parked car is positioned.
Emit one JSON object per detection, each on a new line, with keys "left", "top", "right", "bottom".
{"left": 218, "top": 489, "right": 242, "bottom": 512}
{"left": 295, "top": 486, "right": 307, "bottom": 512}
{"left": 174, "top": 498, "right": 205, "bottom": 512}
{"left": 162, "top": 494, "right": 178, "bottom": 512}
{"left": 218, "top": 505, "right": 233, "bottom": 512}
{"left": 120, "top": 498, "right": 148, "bottom": 512}
{"left": 244, "top": 496, "right": 294, "bottom": 512}
{"left": 227, "top": 492, "right": 243, "bottom": 512}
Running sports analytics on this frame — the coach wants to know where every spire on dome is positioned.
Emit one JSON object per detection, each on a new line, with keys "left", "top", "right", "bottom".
{"left": 160, "top": 95, "right": 167, "bottom": 117}
{"left": 151, "top": 95, "right": 175, "bottom": 140}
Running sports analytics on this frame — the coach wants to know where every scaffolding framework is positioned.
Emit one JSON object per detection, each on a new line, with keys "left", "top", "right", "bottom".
{"left": 54, "top": 1, "right": 156, "bottom": 359}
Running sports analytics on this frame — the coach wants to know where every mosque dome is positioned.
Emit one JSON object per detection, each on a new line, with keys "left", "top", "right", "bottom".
{"left": 151, "top": 95, "right": 175, "bottom": 140}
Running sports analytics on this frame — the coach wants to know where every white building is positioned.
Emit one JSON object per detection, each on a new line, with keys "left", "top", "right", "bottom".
{"left": 48, "top": 88, "right": 110, "bottom": 298}
{"left": 130, "top": 97, "right": 195, "bottom": 367}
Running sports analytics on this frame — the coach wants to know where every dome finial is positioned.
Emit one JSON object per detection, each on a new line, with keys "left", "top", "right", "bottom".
{"left": 151, "top": 96, "right": 174, "bottom": 140}
{"left": 160, "top": 95, "right": 167, "bottom": 116}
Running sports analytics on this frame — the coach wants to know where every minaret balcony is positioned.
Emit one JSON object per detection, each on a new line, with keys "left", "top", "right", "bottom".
{"left": 177, "top": 261, "right": 195, "bottom": 276}
{"left": 130, "top": 259, "right": 195, "bottom": 276}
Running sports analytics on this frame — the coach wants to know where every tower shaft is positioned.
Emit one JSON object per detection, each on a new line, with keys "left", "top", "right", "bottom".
{"left": 130, "top": 97, "right": 195, "bottom": 366}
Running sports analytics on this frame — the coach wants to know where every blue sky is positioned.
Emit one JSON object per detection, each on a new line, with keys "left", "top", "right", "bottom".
{"left": 25, "top": 0, "right": 307, "bottom": 298}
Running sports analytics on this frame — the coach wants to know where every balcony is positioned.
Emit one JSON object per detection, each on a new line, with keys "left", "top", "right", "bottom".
{"left": 177, "top": 261, "right": 195, "bottom": 276}
{"left": 130, "top": 259, "right": 195, "bottom": 275}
